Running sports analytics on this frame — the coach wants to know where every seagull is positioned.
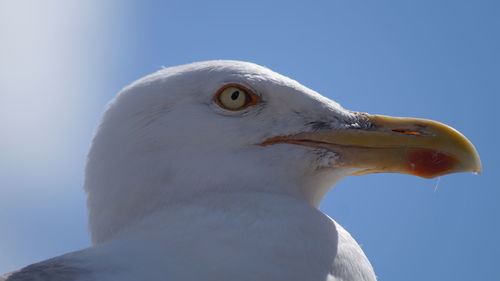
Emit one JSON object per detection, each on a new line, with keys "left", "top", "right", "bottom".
{"left": 2, "top": 60, "right": 481, "bottom": 281}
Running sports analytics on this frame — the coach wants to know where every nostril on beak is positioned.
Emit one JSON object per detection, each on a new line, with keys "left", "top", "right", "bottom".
{"left": 392, "top": 129, "right": 422, "bottom": 136}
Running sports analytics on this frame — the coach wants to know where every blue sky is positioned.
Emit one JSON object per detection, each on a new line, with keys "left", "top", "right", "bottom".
{"left": 1, "top": 1, "right": 499, "bottom": 280}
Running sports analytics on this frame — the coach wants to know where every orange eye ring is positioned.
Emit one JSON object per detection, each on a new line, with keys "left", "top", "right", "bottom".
{"left": 214, "top": 83, "right": 260, "bottom": 111}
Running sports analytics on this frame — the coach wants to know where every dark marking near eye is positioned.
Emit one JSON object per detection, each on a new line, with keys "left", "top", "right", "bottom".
{"left": 231, "top": 91, "right": 240, "bottom": 100}
{"left": 307, "top": 121, "right": 330, "bottom": 131}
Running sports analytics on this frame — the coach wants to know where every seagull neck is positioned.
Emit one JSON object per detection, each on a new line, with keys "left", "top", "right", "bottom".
{"left": 167, "top": 175, "right": 326, "bottom": 208}
{"left": 110, "top": 189, "right": 327, "bottom": 242}
{"left": 86, "top": 148, "right": 346, "bottom": 244}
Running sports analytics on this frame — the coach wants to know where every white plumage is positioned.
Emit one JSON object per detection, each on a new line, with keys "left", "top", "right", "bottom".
{"left": 3, "top": 60, "right": 480, "bottom": 281}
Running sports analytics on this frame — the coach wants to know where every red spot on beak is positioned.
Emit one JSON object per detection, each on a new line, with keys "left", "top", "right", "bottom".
{"left": 407, "top": 149, "right": 457, "bottom": 178}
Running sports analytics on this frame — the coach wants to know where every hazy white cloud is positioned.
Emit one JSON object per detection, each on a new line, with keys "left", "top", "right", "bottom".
{"left": 0, "top": 0, "right": 123, "bottom": 184}
{"left": 0, "top": 0, "right": 130, "bottom": 272}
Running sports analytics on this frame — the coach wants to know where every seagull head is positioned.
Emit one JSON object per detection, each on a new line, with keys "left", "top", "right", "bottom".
{"left": 85, "top": 60, "right": 481, "bottom": 244}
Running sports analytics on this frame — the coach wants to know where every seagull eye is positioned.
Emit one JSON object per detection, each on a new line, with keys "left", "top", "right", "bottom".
{"left": 214, "top": 84, "right": 259, "bottom": 111}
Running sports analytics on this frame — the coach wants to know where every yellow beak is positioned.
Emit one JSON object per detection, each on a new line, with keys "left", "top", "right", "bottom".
{"left": 260, "top": 114, "right": 482, "bottom": 179}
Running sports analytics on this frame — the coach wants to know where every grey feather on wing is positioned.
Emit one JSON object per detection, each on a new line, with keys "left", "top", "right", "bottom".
{"left": 3, "top": 258, "right": 86, "bottom": 281}
{"left": 0, "top": 272, "right": 13, "bottom": 281}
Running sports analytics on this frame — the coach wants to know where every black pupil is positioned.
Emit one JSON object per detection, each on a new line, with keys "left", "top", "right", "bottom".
{"left": 231, "top": 90, "right": 240, "bottom": 100}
